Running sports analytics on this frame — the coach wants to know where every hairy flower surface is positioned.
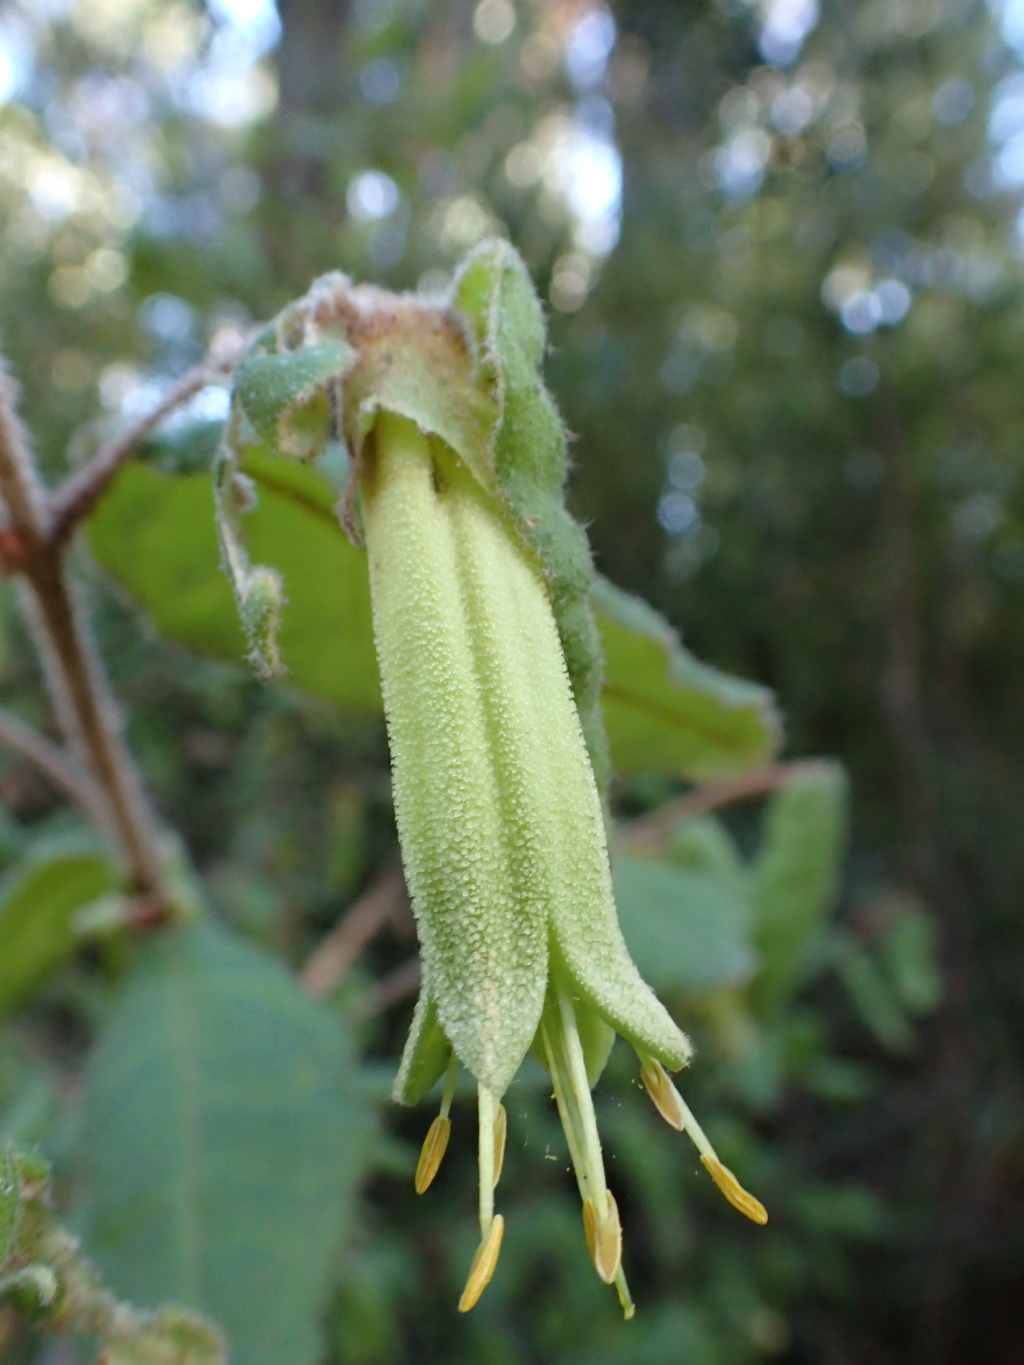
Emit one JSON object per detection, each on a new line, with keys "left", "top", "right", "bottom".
{"left": 218, "top": 240, "right": 767, "bottom": 1316}
{"left": 362, "top": 409, "right": 765, "bottom": 1315}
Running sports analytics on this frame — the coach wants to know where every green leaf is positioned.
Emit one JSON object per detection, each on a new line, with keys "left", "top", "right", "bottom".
{"left": 593, "top": 576, "right": 781, "bottom": 780}
{"left": 0, "top": 838, "right": 117, "bottom": 1015}
{"left": 612, "top": 851, "right": 756, "bottom": 997}
{"left": 86, "top": 460, "right": 381, "bottom": 712}
{"left": 392, "top": 987, "right": 451, "bottom": 1106}
{"left": 750, "top": 762, "right": 848, "bottom": 1014}
{"left": 237, "top": 447, "right": 380, "bottom": 709}
{"left": 76, "top": 923, "right": 372, "bottom": 1365}
{"left": 879, "top": 903, "right": 942, "bottom": 1016}
{"left": 665, "top": 815, "right": 748, "bottom": 894}
{"left": 87, "top": 466, "right": 247, "bottom": 663}
{"left": 88, "top": 455, "right": 779, "bottom": 784}
{"left": 829, "top": 930, "right": 915, "bottom": 1055}
{"left": 235, "top": 342, "right": 355, "bottom": 460}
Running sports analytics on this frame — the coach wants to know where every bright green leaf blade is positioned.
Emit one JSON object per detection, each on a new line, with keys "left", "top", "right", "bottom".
{"left": 86, "top": 462, "right": 381, "bottom": 712}
{"left": 0, "top": 839, "right": 117, "bottom": 1015}
{"left": 239, "top": 449, "right": 380, "bottom": 711}
{"left": 87, "top": 466, "right": 246, "bottom": 663}
{"left": 593, "top": 576, "right": 781, "bottom": 780}
{"left": 76, "top": 922, "right": 372, "bottom": 1365}
{"left": 613, "top": 851, "right": 756, "bottom": 997}
{"left": 751, "top": 761, "right": 849, "bottom": 1014}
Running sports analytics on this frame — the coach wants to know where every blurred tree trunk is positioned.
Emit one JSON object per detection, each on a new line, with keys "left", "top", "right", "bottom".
{"left": 275, "top": 0, "right": 353, "bottom": 114}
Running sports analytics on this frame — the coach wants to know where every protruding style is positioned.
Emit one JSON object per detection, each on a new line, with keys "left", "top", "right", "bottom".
{"left": 639, "top": 1051, "right": 768, "bottom": 1226}
{"left": 414, "top": 1053, "right": 458, "bottom": 1195}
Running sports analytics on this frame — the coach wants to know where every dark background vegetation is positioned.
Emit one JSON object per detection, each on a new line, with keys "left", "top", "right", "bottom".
{"left": 2, "top": 0, "right": 1024, "bottom": 1362}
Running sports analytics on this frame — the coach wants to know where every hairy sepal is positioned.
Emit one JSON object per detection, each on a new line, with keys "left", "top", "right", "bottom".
{"left": 234, "top": 340, "right": 354, "bottom": 461}
{"left": 392, "top": 985, "right": 451, "bottom": 1106}
{"left": 216, "top": 297, "right": 356, "bottom": 674}
{"left": 453, "top": 241, "right": 608, "bottom": 791}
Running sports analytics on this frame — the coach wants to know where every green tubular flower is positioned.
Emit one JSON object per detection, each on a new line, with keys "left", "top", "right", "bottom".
{"left": 218, "top": 240, "right": 767, "bottom": 1317}
{"left": 360, "top": 411, "right": 766, "bottom": 1317}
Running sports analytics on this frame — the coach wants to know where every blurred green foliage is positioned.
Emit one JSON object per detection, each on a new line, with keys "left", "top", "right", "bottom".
{"left": 0, "top": 0, "right": 1019, "bottom": 1361}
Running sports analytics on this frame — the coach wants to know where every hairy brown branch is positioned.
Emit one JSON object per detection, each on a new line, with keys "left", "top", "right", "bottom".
{"left": 0, "top": 359, "right": 165, "bottom": 895}
{"left": 0, "top": 707, "right": 110, "bottom": 832}
{"left": 50, "top": 361, "right": 230, "bottom": 543}
{"left": 0, "top": 361, "right": 50, "bottom": 544}
{"left": 301, "top": 867, "right": 409, "bottom": 998}
{"left": 622, "top": 760, "right": 822, "bottom": 856}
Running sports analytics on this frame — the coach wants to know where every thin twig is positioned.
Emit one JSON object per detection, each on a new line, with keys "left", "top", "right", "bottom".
{"left": 0, "top": 360, "right": 166, "bottom": 895}
{"left": 0, "top": 706, "right": 110, "bottom": 832}
{"left": 50, "top": 361, "right": 231, "bottom": 543}
{"left": 349, "top": 957, "right": 422, "bottom": 1022}
{"left": 301, "top": 867, "right": 408, "bottom": 998}
{"left": 0, "top": 360, "right": 50, "bottom": 544}
{"left": 622, "top": 760, "right": 823, "bottom": 856}
{"left": 16, "top": 562, "right": 164, "bottom": 892}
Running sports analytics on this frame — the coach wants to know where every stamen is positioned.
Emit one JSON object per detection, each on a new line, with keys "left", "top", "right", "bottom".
{"left": 701, "top": 1154, "right": 768, "bottom": 1225}
{"left": 581, "top": 1193, "right": 623, "bottom": 1284}
{"left": 637, "top": 1050, "right": 769, "bottom": 1226}
{"left": 543, "top": 987, "right": 629, "bottom": 1299}
{"left": 414, "top": 1115, "right": 451, "bottom": 1195}
{"left": 440, "top": 1052, "right": 459, "bottom": 1118}
{"left": 582, "top": 1198, "right": 596, "bottom": 1263}
{"left": 414, "top": 1052, "right": 459, "bottom": 1195}
{"left": 640, "top": 1056, "right": 685, "bottom": 1131}
{"left": 593, "top": 1192, "right": 622, "bottom": 1284}
{"left": 476, "top": 1085, "right": 497, "bottom": 1237}
{"left": 457, "top": 1214, "right": 505, "bottom": 1313}
{"left": 541, "top": 1021, "right": 589, "bottom": 1198}
{"left": 493, "top": 1102, "right": 507, "bottom": 1189}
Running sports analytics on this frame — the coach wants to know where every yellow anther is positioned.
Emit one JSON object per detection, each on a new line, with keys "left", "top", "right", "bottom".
{"left": 700, "top": 1154, "right": 768, "bottom": 1225}
{"left": 493, "top": 1102, "right": 507, "bottom": 1189}
{"left": 640, "top": 1056, "right": 685, "bottom": 1132}
{"left": 457, "top": 1214, "right": 505, "bottom": 1312}
{"left": 582, "top": 1197, "right": 597, "bottom": 1264}
{"left": 595, "top": 1191, "right": 623, "bottom": 1284}
{"left": 581, "top": 1192, "right": 622, "bottom": 1284}
{"left": 414, "top": 1115, "right": 451, "bottom": 1195}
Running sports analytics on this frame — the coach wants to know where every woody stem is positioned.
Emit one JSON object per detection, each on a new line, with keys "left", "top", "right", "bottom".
{"left": 0, "top": 357, "right": 167, "bottom": 897}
